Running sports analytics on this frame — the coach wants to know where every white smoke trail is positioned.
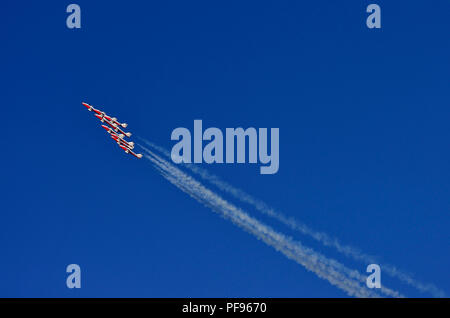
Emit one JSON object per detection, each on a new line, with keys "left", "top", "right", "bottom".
{"left": 139, "top": 139, "right": 445, "bottom": 298}
{"left": 140, "top": 144, "right": 403, "bottom": 298}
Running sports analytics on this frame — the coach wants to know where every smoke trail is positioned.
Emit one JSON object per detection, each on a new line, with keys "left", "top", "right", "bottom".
{"left": 139, "top": 139, "right": 445, "bottom": 298}
{"left": 140, "top": 144, "right": 403, "bottom": 298}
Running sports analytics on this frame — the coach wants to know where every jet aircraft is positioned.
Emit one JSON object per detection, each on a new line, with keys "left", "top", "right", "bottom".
{"left": 82, "top": 102, "right": 142, "bottom": 159}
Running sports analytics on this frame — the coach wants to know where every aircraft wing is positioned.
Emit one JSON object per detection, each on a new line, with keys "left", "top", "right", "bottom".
{"left": 82, "top": 102, "right": 102, "bottom": 115}
{"left": 111, "top": 134, "right": 135, "bottom": 149}
{"left": 96, "top": 115, "right": 131, "bottom": 137}
{"left": 119, "top": 144, "right": 143, "bottom": 159}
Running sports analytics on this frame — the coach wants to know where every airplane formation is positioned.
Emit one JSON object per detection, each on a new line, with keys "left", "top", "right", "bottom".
{"left": 82, "top": 102, "right": 142, "bottom": 159}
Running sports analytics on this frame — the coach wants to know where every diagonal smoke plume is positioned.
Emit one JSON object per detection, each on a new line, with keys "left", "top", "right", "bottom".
{"left": 139, "top": 139, "right": 445, "bottom": 298}
{"left": 139, "top": 143, "right": 403, "bottom": 298}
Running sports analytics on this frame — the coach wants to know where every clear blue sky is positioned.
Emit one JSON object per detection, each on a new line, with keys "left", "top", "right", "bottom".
{"left": 1, "top": 1, "right": 449, "bottom": 297}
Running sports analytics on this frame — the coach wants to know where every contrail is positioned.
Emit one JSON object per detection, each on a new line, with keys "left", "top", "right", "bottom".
{"left": 139, "top": 144, "right": 403, "bottom": 297}
{"left": 139, "top": 139, "right": 445, "bottom": 298}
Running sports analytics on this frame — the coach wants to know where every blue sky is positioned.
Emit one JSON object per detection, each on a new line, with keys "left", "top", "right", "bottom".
{"left": 1, "top": 1, "right": 449, "bottom": 297}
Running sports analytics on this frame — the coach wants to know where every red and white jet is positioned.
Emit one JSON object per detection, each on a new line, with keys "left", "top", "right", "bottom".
{"left": 119, "top": 144, "right": 143, "bottom": 159}
{"left": 83, "top": 102, "right": 142, "bottom": 159}
{"left": 103, "top": 127, "right": 135, "bottom": 150}
{"left": 95, "top": 114, "right": 131, "bottom": 137}
{"left": 101, "top": 125, "right": 133, "bottom": 147}
{"left": 82, "top": 102, "right": 128, "bottom": 128}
